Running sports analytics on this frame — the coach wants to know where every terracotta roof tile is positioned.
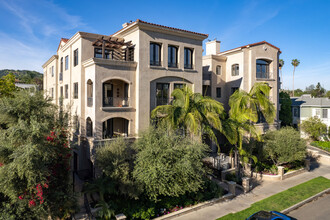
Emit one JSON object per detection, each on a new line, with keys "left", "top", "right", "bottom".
{"left": 57, "top": 38, "right": 69, "bottom": 51}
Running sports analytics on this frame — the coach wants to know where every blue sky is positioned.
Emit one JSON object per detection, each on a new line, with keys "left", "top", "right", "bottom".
{"left": 0, "top": 0, "right": 329, "bottom": 90}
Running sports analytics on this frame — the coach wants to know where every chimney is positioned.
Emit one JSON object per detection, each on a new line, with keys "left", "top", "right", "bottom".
{"left": 205, "top": 40, "right": 221, "bottom": 55}
{"left": 122, "top": 22, "right": 129, "bottom": 28}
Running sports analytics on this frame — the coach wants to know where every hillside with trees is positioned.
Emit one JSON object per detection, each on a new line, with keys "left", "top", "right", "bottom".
{"left": 0, "top": 69, "right": 43, "bottom": 87}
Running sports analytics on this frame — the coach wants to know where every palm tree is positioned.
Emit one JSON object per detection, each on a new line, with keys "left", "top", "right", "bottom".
{"left": 151, "top": 86, "right": 226, "bottom": 148}
{"left": 279, "top": 59, "right": 284, "bottom": 88}
{"left": 291, "top": 59, "right": 300, "bottom": 97}
{"left": 228, "top": 82, "right": 276, "bottom": 173}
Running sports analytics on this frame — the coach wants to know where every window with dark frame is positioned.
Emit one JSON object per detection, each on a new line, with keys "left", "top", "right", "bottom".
{"left": 256, "top": 59, "right": 270, "bottom": 78}
{"left": 86, "top": 117, "right": 93, "bottom": 137}
{"left": 174, "top": 83, "right": 185, "bottom": 90}
{"left": 184, "top": 48, "right": 193, "bottom": 69}
{"left": 216, "top": 87, "right": 221, "bottom": 98}
{"left": 73, "top": 82, "right": 78, "bottom": 99}
{"left": 51, "top": 88, "right": 54, "bottom": 99}
{"left": 231, "top": 87, "right": 239, "bottom": 94}
{"left": 60, "top": 86, "right": 63, "bottom": 98}
{"left": 232, "top": 64, "right": 239, "bottom": 76}
{"left": 60, "top": 57, "right": 63, "bottom": 73}
{"left": 74, "top": 49, "right": 78, "bottom": 66}
{"left": 156, "top": 83, "right": 169, "bottom": 106}
{"left": 216, "top": 65, "right": 222, "bottom": 75}
{"left": 322, "top": 109, "right": 328, "bottom": 119}
{"left": 65, "top": 84, "right": 68, "bottom": 99}
{"left": 150, "top": 43, "right": 161, "bottom": 66}
{"left": 94, "top": 48, "right": 102, "bottom": 58}
{"left": 65, "top": 55, "right": 69, "bottom": 70}
{"left": 168, "top": 45, "right": 178, "bottom": 68}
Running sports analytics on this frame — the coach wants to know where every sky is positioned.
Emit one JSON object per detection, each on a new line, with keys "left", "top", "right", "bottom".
{"left": 0, "top": 0, "right": 330, "bottom": 90}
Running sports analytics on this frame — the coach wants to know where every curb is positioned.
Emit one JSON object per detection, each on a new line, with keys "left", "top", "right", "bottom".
{"left": 308, "top": 145, "right": 330, "bottom": 156}
{"left": 281, "top": 188, "right": 330, "bottom": 214}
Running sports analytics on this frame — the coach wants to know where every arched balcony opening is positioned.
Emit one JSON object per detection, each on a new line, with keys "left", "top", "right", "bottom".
{"left": 102, "top": 117, "right": 129, "bottom": 139}
{"left": 103, "top": 79, "right": 129, "bottom": 107}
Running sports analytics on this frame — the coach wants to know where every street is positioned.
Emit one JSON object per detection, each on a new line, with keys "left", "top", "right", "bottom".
{"left": 288, "top": 193, "right": 330, "bottom": 220}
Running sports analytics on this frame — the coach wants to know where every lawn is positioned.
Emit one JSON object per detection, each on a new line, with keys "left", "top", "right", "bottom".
{"left": 218, "top": 176, "right": 330, "bottom": 220}
{"left": 311, "top": 141, "right": 330, "bottom": 152}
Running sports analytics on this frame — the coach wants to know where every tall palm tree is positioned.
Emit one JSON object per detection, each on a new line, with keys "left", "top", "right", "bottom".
{"left": 228, "top": 82, "right": 276, "bottom": 172}
{"left": 279, "top": 59, "right": 284, "bottom": 88}
{"left": 151, "top": 86, "right": 226, "bottom": 147}
{"left": 291, "top": 59, "right": 300, "bottom": 97}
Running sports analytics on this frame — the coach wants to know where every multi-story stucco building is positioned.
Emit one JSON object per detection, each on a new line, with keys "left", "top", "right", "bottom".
{"left": 202, "top": 40, "right": 281, "bottom": 130}
{"left": 42, "top": 19, "right": 208, "bottom": 176}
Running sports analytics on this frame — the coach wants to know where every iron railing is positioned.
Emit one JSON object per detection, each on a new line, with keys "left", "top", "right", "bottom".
{"left": 103, "top": 97, "right": 130, "bottom": 107}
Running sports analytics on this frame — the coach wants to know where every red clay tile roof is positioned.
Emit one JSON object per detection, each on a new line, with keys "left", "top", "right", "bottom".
{"left": 112, "top": 19, "right": 208, "bottom": 37}
{"left": 57, "top": 38, "right": 69, "bottom": 51}
{"left": 220, "top": 41, "right": 281, "bottom": 54}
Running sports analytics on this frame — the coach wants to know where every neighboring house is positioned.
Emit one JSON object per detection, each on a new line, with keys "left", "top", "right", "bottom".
{"left": 291, "top": 94, "right": 330, "bottom": 129}
{"left": 15, "top": 83, "right": 37, "bottom": 90}
{"left": 42, "top": 19, "right": 208, "bottom": 177}
{"left": 202, "top": 40, "right": 281, "bottom": 131}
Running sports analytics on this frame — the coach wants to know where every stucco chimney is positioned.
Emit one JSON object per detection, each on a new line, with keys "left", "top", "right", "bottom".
{"left": 205, "top": 40, "right": 221, "bottom": 55}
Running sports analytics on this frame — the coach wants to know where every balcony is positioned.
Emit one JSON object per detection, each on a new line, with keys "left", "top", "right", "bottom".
{"left": 102, "top": 117, "right": 129, "bottom": 139}
{"left": 103, "top": 97, "right": 130, "bottom": 107}
{"left": 256, "top": 72, "right": 275, "bottom": 81}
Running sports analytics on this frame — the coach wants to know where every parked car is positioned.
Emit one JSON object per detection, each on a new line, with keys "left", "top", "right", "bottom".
{"left": 247, "top": 210, "right": 296, "bottom": 220}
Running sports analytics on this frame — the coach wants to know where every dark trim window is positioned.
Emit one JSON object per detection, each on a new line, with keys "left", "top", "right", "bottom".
{"left": 168, "top": 45, "right": 178, "bottom": 68}
{"left": 65, "top": 55, "right": 69, "bottom": 70}
{"left": 74, "top": 49, "right": 78, "bottom": 66}
{"left": 86, "top": 117, "right": 93, "bottom": 137}
{"left": 150, "top": 43, "right": 161, "bottom": 66}
{"left": 293, "top": 107, "right": 299, "bottom": 117}
{"left": 94, "top": 48, "right": 102, "bottom": 58}
{"left": 73, "top": 82, "right": 78, "bottom": 99}
{"left": 156, "top": 83, "right": 169, "bottom": 106}
{"left": 216, "top": 87, "right": 221, "bottom": 98}
{"left": 256, "top": 59, "right": 270, "bottom": 78}
{"left": 322, "top": 109, "right": 328, "bottom": 119}
{"left": 231, "top": 87, "right": 239, "bottom": 94}
{"left": 60, "top": 86, "right": 63, "bottom": 98}
{"left": 50, "top": 66, "right": 54, "bottom": 77}
{"left": 184, "top": 48, "right": 193, "bottom": 69}
{"left": 174, "top": 83, "right": 185, "bottom": 90}
{"left": 216, "top": 65, "right": 222, "bottom": 75}
{"left": 232, "top": 64, "right": 239, "bottom": 76}
{"left": 60, "top": 57, "right": 63, "bottom": 73}
{"left": 51, "top": 88, "right": 54, "bottom": 99}
{"left": 65, "top": 84, "right": 68, "bottom": 99}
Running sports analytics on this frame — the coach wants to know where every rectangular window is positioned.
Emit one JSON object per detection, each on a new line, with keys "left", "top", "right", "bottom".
{"left": 65, "top": 84, "right": 68, "bottom": 99}
{"left": 174, "top": 83, "right": 185, "bottom": 90}
{"left": 216, "top": 87, "right": 222, "bottom": 98}
{"left": 231, "top": 87, "right": 239, "bottom": 94}
{"left": 60, "top": 86, "right": 63, "bottom": 98}
{"left": 156, "top": 83, "right": 169, "bottom": 106}
{"left": 168, "top": 45, "right": 178, "bottom": 68}
{"left": 94, "top": 48, "right": 102, "bottom": 58}
{"left": 322, "top": 109, "right": 328, "bottom": 119}
{"left": 232, "top": 64, "right": 239, "bottom": 76}
{"left": 202, "top": 85, "right": 211, "bottom": 97}
{"left": 65, "top": 55, "right": 69, "bottom": 70}
{"left": 293, "top": 108, "right": 298, "bottom": 117}
{"left": 74, "top": 49, "right": 78, "bottom": 66}
{"left": 73, "top": 82, "right": 78, "bottom": 99}
{"left": 150, "top": 43, "right": 161, "bottom": 66}
{"left": 51, "top": 88, "right": 54, "bottom": 99}
{"left": 184, "top": 48, "right": 193, "bottom": 69}
{"left": 60, "top": 57, "right": 63, "bottom": 73}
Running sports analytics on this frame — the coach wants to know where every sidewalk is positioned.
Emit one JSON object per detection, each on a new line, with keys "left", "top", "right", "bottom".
{"left": 173, "top": 164, "right": 330, "bottom": 220}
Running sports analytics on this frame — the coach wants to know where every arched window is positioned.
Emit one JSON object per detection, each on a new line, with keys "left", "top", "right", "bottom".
{"left": 168, "top": 45, "right": 178, "bottom": 68}
{"left": 256, "top": 59, "right": 271, "bottom": 79}
{"left": 87, "top": 79, "right": 93, "bottom": 107}
{"left": 150, "top": 43, "right": 161, "bottom": 66}
{"left": 216, "top": 65, "right": 222, "bottom": 75}
{"left": 86, "top": 117, "right": 93, "bottom": 137}
{"left": 184, "top": 48, "right": 193, "bottom": 69}
{"left": 231, "top": 64, "right": 239, "bottom": 76}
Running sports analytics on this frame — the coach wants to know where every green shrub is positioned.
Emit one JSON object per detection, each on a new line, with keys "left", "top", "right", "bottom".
{"left": 301, "top": 116, "right": 327, "bottom": 140}
{"left": 263, "top": 127, "right": 306, "bottom": 165}
{"left": 311, "top": 141, "right": 330, "bottom": 152}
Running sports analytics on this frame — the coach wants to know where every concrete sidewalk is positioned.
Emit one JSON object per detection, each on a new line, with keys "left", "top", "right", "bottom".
{"left": 173, "top": 164, "right": 330, "bottom": 220}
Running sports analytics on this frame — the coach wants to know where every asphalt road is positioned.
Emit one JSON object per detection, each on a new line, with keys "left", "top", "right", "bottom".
{"left": 288, "top": 193, "right": 330, "bottom": 220}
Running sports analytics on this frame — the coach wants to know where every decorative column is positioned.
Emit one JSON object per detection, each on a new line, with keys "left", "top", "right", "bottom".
{"left": 278, "top": 166, "right": 285, "bottom": 180}
{"left": 242, "top": 177, "right": 251, "bottom": 193}
{"left": 228, "top": 181, "right": 236, "bottom": 196}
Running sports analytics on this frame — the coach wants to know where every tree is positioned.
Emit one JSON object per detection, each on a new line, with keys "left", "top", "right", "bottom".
{"left": 279, "top": 91, "right": 292, "bottom": 126}
{"left": 0, "top": 91, "right": 76, "bottom": 219}
{"left": 95, "top": 138, "right": 138, "bottom": 198}
{"left": 263, "top": 127, "right": 306, "bottom": 165}
{"left": 0, "top": 73, "right": 16, "bottom": 98}
{"left": 227, "top": 82, "right": 276, "bottom": 171}
{"left": 279, "top": 59, "right": 284, "bottom": 86}
{"left": 301, "top": 116, "right": 327, "bottom": 141}
{"left": 311, "top": 82, "right": 325, "bottom": 97}
{"left": 151, "top": 86, "right": 226, "bottom": 147}
{"left": 291, "top": 59, "right": 300, "bottom": 97}
{"left": 133, "top": 126, "right": 208, "bottom": 201}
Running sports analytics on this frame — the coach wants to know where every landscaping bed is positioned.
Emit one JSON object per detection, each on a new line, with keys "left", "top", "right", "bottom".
{"left": 311, "top": 141, "right": 330, "bottom": 152}
{"left": 217, "top": 176, "right": 330, "bottom": 220}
